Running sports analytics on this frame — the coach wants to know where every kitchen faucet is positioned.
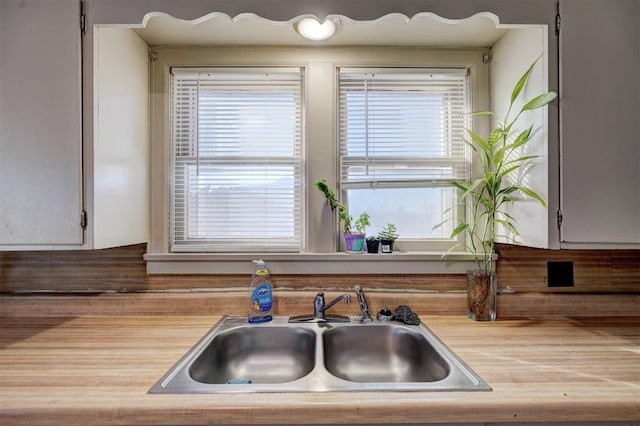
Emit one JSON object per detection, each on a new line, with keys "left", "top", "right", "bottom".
{"left": 288, "top": 292, "right": 351, "bottom": 323}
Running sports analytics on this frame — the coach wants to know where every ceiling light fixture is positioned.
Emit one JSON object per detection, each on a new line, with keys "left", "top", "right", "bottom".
{"left": 294, "top": 18, "right": 339, "bottom": 41}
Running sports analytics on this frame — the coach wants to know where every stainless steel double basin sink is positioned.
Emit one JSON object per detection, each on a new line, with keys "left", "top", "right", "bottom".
{"left": 149, "top": 316, "right": 491, "bottom": 393}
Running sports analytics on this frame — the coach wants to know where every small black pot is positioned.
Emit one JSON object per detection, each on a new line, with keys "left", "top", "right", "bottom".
{"left": 366, "top": 239, "right": 380, "bottom": 254}
{"left": 380, "top": 239, "right": 394, "bottom": 253}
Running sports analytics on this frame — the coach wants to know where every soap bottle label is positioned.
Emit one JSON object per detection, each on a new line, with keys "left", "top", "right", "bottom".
{"left": 251, "top": 283, "right": 272, "bottom": 313}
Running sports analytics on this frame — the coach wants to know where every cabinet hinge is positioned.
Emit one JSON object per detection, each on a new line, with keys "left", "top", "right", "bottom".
{"left": 79, "top": 0, "right": 86, "bottom": 35}
{"left": 555, "top": 12, "right": 561, "bottom": 36}
{"left": 482, "top": 51, "right": 490, "bottom": 65}
{"left": 556, "top": 209, "right": 563, "bottom": 230}
{"left": 80, "top": 210, "right": 88, "bottom": 229}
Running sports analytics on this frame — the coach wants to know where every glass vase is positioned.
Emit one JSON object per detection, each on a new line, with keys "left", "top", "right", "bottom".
{"left": 466, "top": 270, "right": 497, "bottom": 321}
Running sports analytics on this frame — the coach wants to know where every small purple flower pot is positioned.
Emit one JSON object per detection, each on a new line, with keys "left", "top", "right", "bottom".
{"left": 343, "top": 233, "right": 365, "bottom": 253}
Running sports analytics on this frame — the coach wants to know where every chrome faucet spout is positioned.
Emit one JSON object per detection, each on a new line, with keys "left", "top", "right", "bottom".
{"left": 314, "top": 293, "right": 351, "bottom": 318}
{"left": 289, "top": 292, "right": 352, "bottom": 323}
{"left": 317, "top": 293, "right": 351, "bottom": 315}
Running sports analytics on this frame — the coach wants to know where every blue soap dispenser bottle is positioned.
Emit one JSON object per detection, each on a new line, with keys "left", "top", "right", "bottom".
{"left": 248, "top": 259, "right": 273, "bottom": 323}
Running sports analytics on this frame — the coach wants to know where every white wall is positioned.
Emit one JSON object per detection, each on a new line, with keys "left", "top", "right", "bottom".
{"left": 490, "top": 26, "right": 550, "bottom": 248}
{"left": 94, "top": 28, "right": 149, "bottom": 248}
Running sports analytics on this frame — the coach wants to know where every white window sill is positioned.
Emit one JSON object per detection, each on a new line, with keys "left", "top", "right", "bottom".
{"left": 143, "top": 252, "right": 481, "bottom": 275}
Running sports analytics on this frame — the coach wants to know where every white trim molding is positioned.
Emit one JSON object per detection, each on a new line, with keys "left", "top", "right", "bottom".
{"left": 144, "top": 251, "right": 483, "bottom": 274}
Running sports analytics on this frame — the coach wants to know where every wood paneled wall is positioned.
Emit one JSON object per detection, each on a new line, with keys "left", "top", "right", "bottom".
{"left": 0, "top": 243, "right": 638, "bottom": 293}
{"left": 495, "top": 244, "right": 639, "bottom": 293}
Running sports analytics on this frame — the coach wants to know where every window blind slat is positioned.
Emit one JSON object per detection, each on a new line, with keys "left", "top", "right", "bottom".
{"left": 171, "top": 68, "right": 304, "bottom": 252}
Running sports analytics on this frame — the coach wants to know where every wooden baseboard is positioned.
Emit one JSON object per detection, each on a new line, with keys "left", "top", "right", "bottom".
{"left": 1, "top": 290, "right": 638, "bottom": 318}
{"left": 1, "top": 243, "right": 638, "bottom": 293}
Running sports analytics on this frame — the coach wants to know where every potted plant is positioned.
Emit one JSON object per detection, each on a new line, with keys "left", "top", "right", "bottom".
{"left": 445, "top": 56, "right": 556, "bottom": 321}
{"left": 366, "top": 236, "right": 380, "bottom": 254}
{"left": 377, "top": 223, "right": 398, "bottom": 253}
{"left": 345, "top": 211, "right": 370, "bottom": 253}
{"left": 315, "top": 179, "right": 370, "bottom": 253}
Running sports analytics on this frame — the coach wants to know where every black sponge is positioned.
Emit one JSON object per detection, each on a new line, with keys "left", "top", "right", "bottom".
{"left": 393, "top": 305, "right": 421, "bottom": 325}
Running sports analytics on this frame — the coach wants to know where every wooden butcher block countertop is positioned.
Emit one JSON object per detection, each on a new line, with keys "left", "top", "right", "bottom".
{"left": 1, "top": 312, "right": 639, "bottom": 425}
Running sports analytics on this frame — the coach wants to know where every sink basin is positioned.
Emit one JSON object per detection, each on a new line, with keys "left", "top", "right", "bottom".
{"left": 149, "top": 316, "right": 491, "bottom": 393}
{"left": 190, "top": 327, "right": 315, "bottom": 384}
{"left": 323, "top": 325, "right": 449, "bottom": 383}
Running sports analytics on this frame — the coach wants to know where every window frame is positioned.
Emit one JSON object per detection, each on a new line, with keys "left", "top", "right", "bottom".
{"left": 169, "top": 67, "right": 305, "bottom": 253}
{"left": 336, "top": 67, "right": 471, "bottom": 251}
{"left": 145, "top": 46, "right": 489, "bottom": 274}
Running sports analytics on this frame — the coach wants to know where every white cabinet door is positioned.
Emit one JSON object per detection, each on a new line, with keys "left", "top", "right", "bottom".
{"left": 559, "top": 0, "right": 640, "bottom": 246}
{"left": 0, "top": 0, "right": 83, "bottom": 246}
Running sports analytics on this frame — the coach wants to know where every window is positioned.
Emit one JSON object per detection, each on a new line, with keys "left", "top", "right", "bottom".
{"left": 170, "top": 68, "right": 304, "bottom": 252}
{"left": 147, "top": 46, "right": 489, "bottom": 273}
{"left": 338, "top": 68, "right": 469, "bottom": 246}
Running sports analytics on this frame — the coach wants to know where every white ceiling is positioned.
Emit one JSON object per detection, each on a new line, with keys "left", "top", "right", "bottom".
{"left": 133, "top": 12, "right": 508, "bottom": 48}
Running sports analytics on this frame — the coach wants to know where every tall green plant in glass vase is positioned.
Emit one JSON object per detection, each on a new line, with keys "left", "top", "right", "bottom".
{"left": 448, "top": 56, "right": 556, "bottom": 321}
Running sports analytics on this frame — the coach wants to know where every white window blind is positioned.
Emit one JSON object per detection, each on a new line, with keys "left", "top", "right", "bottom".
{"left": 338, "top": 68, "right": 470, "bottom": 240}
{"left": 171, "top": 68, "right": 304, "bottom": 252}
{"left": 339, "top": 68, "right": 469, "bottom": 185}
